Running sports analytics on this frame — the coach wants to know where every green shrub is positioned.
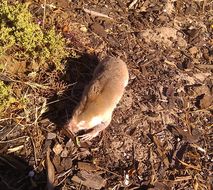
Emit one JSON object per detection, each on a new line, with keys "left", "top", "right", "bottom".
{"left": 0, "top": 0, "right": 68, "bottom": 70}
{"left": 0, "top": 81, "right": 16, "bottom": 112}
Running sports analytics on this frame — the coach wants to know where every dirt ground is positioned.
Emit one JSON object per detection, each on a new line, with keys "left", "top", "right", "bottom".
{"left": 0, "top": 0, "right": 213, "bottom": 189}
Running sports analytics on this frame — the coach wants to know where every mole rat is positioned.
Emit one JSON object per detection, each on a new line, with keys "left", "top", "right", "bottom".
{"left": 65, "top": 57, "right": 129, "bottom": 141}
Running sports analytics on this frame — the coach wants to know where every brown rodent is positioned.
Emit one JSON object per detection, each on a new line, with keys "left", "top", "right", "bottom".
{"left": 65, "top": 57, "right": 129, "bottom": 141}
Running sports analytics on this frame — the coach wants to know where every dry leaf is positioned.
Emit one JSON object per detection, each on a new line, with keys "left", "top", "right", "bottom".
{"left": 71, "top": 170, "right": 106, "bottom": 189}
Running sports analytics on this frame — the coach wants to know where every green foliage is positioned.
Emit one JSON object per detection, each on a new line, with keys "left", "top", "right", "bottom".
{"left": 0, "top": 0, "right": 68, "bottom": 70}
{"left": 0, "top": 81, "right": 16, "bottom": 112}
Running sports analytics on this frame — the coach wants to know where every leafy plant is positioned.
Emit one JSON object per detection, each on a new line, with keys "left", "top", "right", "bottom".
{"left": 0, "top": 81, "right": 16, "bottom": 112}
{"left": 0, "top": 0, "right": 68, "bottom": 70}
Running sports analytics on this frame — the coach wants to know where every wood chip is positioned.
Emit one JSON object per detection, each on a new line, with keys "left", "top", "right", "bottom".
{"left": 53, "top": 143, "right": 63, "bottom": 155}
{"left": 46, "top": 147, "right": 56, "bottom": 190}
{"left": 71, "top": 170, "right": 106, "bottom": 189}
{"left": 78, "top": 161, "right": 97, "bottom": 171}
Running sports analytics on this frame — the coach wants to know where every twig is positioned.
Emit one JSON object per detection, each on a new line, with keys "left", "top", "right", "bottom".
{"left": 190, "top": 143, "right": 206, "bottom": 153}
{"left": 177, "top": 158, "right": 201, "bottom": 171}
{"left": 34, "top": 99, "right": 47, "bottom": 125}
{"left": 57, "top": 168, "right": 72, "bottom": 179}
{"left": 129, "top": 0, "right": 139, "bottom": 9}
{"left": 202, "top": 0, "right": 207, "bottom": 12}
{"left": 0, "top": 136, "right": 29, "bottom": 143}
{"left": 31, "top": 137, "right": 38, "bottom": 166}
{"left": 42, "top": 0, "right": 46, "bottom": 28}
{"left": 174, "top": 176, "right": 192, "bottom": 182}
{"left": 83, "top": 8, "right": 113, "bottom": 20}
{"left": 1, "top": 73, "right": 76, "bottom": 90}
{"left": 164, "top": 60, "right": 178, "bottom": 68}
{"left": 95, "top": 165, "right": 122, "bottom": 178}
{"left": 56, "top": 168, "right": 74, "bottom": 186}
{"left": 7, "top": 145, "right": 24, "bottom": 153}
{"left": 150, "top": 146, "right": 157, "bottom": 184}
{"left": 0, "top": 73, "right": 50, "bottom": 89}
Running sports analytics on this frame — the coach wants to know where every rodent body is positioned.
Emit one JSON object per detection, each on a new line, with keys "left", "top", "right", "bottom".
{"left": 66, "top": 57, "right": 129, "bottom": 141}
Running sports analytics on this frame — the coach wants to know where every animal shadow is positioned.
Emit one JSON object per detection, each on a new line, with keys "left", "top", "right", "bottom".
{"left": 43, "top": 53, "right": 99, "bottom": 129}
{"left": 0, "top": 154, "right": 46, "bottom": 190}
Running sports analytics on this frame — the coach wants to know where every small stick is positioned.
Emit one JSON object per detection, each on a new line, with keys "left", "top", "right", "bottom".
{"left": 42, "top": 0, "right": 47, "bottom": 28}
{"left": 31, "top": 137, "right": 38, "bottom": 166}
{"left": 83, "top": 8, "right": 113, "bottom": 20}
{"left": 0, "top": 136, "right": 29, "bottom": 143}
{"left": 95, "top": 165, "right": 122, "bottom": 178}
{"left": 129, "top": 0, "right": 138, "bottom": 9}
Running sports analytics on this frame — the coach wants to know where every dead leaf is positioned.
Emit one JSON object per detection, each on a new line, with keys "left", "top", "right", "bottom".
{"left": 71, "top": 170, "right": 106, "bottom": 189}
{"left": 177, "top": 158, "right": 201, "bottom": 171}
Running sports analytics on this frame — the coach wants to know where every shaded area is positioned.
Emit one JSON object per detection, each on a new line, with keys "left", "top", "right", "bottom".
{"left": 0, "top": 154, "right": 46, "bottom": 190}
{"left": 43, "top": 53, "right": 99, "bottom": 128}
